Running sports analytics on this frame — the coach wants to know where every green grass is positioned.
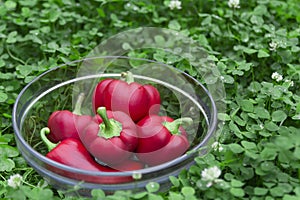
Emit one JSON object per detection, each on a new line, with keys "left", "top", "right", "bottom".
{"left": 0, "top": 0, "right": 300, "bottom": 199}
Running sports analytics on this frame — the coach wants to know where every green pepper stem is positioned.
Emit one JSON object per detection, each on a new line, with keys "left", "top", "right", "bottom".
{"left": 121, "top": 71, "right": 134, "bottom": 84}
{"left": 72, "top": 93, "right": 85, "bottom": 115}
{"left": 163, "top": 117, "right": 193, "bottom": 135}
{"left": 97, "top": 107, "right": 123, "bottom": 139}
{"left": 40, "top": 127, "right": 58, "bottom": 152}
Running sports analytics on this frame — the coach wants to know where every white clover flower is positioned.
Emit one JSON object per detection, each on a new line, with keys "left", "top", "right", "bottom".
{"left": 201, "top": 166, "right": 222, "bottom": 187}
{"left": 285, "top": 79, "right": 294, "bottom": 87}
{"left": 259, "top": 124, "right": 264, "bottom": 129}
{"left": 269, "top": 41, "right": 278, "bottom": 51}
{"left": 271, "top": 72, "right": 283, "bottom": 82}
{"left": 7, "top": 174, "right": 23, "bottom": 188}
{"left": 211, "top": 141, "right": 224, "bottom": 152}
{"left": 228, "top": 0, "right": 240, "bottom": 9}
{"left": 168, "top": 0, "right": 182, "bottom": 10}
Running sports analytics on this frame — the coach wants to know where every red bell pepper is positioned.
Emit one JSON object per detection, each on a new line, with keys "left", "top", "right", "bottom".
{"left": 136, "top": 115, "right": 192, "bottom": 166}
{"left": 40, "top": 127, "right": 144, "bottom": 184}
{"left": 92, "top": 71, "right": 161, "bottom": 122}
{"left": 47, "top": 93, "right": 93, "bottom": 142}
{"left": 79, "top": 107, "right": 138, "bottom": 166}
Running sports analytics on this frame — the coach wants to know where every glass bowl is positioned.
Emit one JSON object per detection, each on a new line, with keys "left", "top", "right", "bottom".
{"left": 12, "top": 56, "right": 217, "bottom": 196}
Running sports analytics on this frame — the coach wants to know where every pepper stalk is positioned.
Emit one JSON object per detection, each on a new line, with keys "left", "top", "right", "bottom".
{"left": 40, "top": 127, "right": 58, "bottom": 151}
{"left": 97, "top": 107, "right": 123, "bottom": 139}
{"left": 120, "top": 71, "right": 134, "bottom": 84}
{"left": 163, "top": 117, "right": 193, "bottom": 135}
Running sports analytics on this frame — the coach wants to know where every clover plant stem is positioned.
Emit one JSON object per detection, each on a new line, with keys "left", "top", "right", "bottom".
{"left": 163, "top": 117, "right": 193, "bottom": 135}
{"left": 97, "top": 107, "right": 122, "bottom": 139}
{"left": 40, "top": 127, "right": 58, "bottom": 151}
{"left": 72, "top": 93, "right": 85, "bottom": 115}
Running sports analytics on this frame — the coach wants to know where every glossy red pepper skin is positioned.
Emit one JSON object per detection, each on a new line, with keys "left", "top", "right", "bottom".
{"left": 47, "top": 111, "right": 92, "bottom": 142}
{"left": 136, "top": 115, "right": 190, "bottom": 166}
{"left": 92, "top": 74, "right": 161, "bottom": 122}
{"left": 41, "top": 128, "right": 144, "bottom": 184}
{"left": 47, "top": 93, "right": 93, "bottom": 142}
{"left": 46, "top": 137, "right": 110, "bottom": 171}
{"left": 79, "top": 108, "right": 138, "bottom": 166}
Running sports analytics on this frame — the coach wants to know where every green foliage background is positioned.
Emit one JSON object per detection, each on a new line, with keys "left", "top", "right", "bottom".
{"left": 0, "top": 0, "right": 299, "bottom": 199}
